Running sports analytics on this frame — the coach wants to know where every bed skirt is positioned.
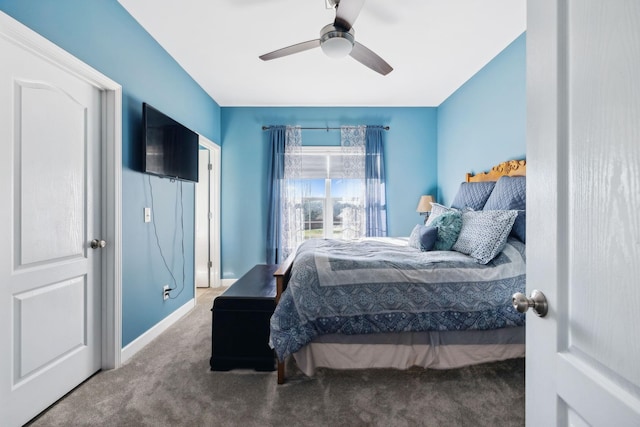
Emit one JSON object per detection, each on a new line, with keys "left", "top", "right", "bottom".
{"left": 292, "top": 327, "right": 525, "bottom": 376}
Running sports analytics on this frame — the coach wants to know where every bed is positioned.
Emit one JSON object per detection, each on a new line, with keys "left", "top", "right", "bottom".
{"left": 271, "top": 159, "right": 527, "bottom": 384}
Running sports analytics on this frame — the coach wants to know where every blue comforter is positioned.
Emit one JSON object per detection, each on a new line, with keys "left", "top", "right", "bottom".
{"left": 269, "top": 237, "right": 526, "bottom": 361}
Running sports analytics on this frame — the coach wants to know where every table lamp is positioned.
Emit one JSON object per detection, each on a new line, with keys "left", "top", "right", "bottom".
{"left": 416, "top": 195, "right": 435, "bottom": 224}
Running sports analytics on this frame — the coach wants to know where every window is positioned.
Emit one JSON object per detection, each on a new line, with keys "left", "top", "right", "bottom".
{"left": 296, "top": 146, "right": 365, "bottom": 241}
{"left": 267, "top": 125, "right": 386, "bottom": 264}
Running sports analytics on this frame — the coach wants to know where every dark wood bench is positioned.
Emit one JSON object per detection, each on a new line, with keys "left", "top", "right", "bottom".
{"left": 210, "top": 264, "right": 277, "bottom": 371}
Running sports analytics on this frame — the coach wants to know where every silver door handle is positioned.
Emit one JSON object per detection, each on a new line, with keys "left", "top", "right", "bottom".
{"left": 90, "top": 239, "right": 107, "bottom": 249}
{"left": 512, "top": 290, "right": 548, "bottom": 317}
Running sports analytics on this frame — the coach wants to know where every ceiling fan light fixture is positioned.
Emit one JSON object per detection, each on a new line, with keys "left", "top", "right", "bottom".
{"left": 320, "top": 25, "right": 354, "bottom": 58}
{"left": 259, "top": 4, "right": 392, "bottom": 75}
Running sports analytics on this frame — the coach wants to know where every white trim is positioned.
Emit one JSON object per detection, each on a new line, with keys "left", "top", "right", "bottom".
{"left": 102, "top": 85, "right": 123, "bottom": 370}
{"left": 0, "top": 11, "right": 123, "bottom": 370}
{"left": 120, "top": 298, "right": 195, "bottom": 364}
{"left": 197, "top": 136, "right": 221, "bottom": 291}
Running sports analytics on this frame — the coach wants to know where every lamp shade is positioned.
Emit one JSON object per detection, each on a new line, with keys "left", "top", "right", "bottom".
{"left": 416, "top": 195, "right": 435, "bottom": 213}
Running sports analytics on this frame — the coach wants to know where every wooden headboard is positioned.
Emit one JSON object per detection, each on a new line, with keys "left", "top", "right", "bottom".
{"left": 465, "top": 159, "right": 526, "bottom": 182}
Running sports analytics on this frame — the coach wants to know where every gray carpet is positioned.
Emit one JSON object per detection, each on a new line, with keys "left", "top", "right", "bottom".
{"left": 28, "top": 288, "right": 525, "bottom": 427}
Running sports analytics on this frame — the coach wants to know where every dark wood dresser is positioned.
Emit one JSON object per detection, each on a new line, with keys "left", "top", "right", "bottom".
{"left": 210, "top": 264, "right": 277, "bottom": 371}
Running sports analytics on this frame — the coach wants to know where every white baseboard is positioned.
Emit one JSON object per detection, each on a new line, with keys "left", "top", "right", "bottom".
{"left": 120, "top": 298, "right": 195, "bottom": 364}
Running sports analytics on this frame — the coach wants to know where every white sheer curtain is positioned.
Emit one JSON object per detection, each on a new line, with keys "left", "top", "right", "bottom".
{"left": 340, "top": 126, "right": 366, "bottom": 240}
{"left": 280, "top": 126, "right": 304, "bottom": 259}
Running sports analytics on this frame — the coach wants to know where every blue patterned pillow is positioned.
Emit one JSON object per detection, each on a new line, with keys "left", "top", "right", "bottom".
{"left": 483, "top": 176, "right": 526, "bottom": 242}
{"left": 452, "top": 210, "right": 518, "bottom": 264}
{"left": 408, "top": 224, "right": 438, "bottom": 251}
{"left": 511, "top": 210, "right": 526, "bottom": 243}
{"left": 429, "top": 211, "right": 462, "bottom": 251}
{"left": 451, "top": 181, "right": 496, "bottom": 210}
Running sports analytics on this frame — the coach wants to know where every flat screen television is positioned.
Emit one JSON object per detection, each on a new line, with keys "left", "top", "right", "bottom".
{"left": 143, "top": 102, "right": 199, "bottom": 183}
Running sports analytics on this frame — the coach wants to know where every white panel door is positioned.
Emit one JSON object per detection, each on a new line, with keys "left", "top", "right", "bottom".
{"left": 0, "top": 33, "right": 102, "bottom": 426}
{"left": 527, "top": 1, "right": 640, "bottom": 425}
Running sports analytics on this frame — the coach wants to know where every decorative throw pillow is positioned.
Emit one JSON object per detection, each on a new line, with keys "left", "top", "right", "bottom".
{"left": 452, "top": 210, "right": 518, "bottom": 264}
{"left": 483, "top": 176, "right": 526, "bottom": 243}
{"left": 425, "top": 202, "right": 457, "bottom": 226}
{"left": 421, "top": 226, "right": 438, "bottom": 251}
{"left": 408, "top": 224, "right": 438, "bottom": 251}
{"left": 408, "top": 224, "right": 421, "bottom": 248}
{"left": 429, "top": 211, "right": 463, "bottom": 251}
{"left": 511, "top": 210, "right": 526, "bottom": 243}
{"left": 450, "top": 181, "right": 496, "bottom": 210}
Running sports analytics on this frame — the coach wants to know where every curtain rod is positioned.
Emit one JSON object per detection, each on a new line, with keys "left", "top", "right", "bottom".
{"left": 262, "top": 126, "right": 389, "bottom": 131}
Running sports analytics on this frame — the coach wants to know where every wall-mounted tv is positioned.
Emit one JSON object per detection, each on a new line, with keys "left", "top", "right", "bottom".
{"left": 143, "top": 102, "right": 199, "bottom": 183}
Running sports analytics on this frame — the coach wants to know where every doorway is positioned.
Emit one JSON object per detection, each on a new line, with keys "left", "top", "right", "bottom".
{"left": 195, "top": 136, "right": 221, "bottom": 289}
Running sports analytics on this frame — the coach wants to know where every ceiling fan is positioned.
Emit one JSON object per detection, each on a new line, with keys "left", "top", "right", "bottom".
{"left": 259, "top": 0, "right": 393, "bottom": 76}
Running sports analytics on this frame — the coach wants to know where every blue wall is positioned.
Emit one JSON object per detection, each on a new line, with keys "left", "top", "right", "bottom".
{"left": 0, "top": 1, "right": 222, "bottom": 346}
{"left": 220, "top": 107, "right": 437, "bottom": 279}
{"left": 437, "top": 33, "right": 526, "bottom": 205}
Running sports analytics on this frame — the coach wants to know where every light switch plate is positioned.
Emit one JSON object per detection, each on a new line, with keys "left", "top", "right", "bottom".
{"left": 144, "top": 207, "right": 151, "bottom": 223}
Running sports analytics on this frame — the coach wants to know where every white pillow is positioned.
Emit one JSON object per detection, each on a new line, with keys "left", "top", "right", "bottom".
{"left": 452, "top": 210, "right": 518, "bottom": 264}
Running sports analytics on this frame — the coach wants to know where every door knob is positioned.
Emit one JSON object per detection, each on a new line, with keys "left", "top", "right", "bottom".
{"left": 512, "top": 290, "right": 548, "bottom": 317}
{"left": 90, "top": 239, "right": 107, "bottom": 249}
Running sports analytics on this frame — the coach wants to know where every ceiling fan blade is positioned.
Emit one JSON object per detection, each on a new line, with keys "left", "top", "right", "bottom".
{"left": 334, "top": 0, "right": 365, "bottom": 30}
{"left": 349, "top": 41, "right": 393, "bottom": 75}
{"left": 259, "top": 39, "right": 321, "bottom": 61}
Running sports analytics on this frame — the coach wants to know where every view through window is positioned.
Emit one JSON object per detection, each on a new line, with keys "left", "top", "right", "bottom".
{"left": 297, "top": 147, "right": 365, "bottom": 240}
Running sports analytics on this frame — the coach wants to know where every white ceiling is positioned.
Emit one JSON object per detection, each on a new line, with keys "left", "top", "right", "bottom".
{"left": 117, "top": 0, "right": 526, "bottom": 107}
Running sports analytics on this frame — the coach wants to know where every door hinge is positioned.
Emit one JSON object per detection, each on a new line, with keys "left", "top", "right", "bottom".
{"left": 208, "top": 261, "right": 213, "bottom": 268}
{"left": 208, "top": 211, "right": 213, "bottom": 220}
{"left": 208, "top": 163, "right": 212, "bottom": 171}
